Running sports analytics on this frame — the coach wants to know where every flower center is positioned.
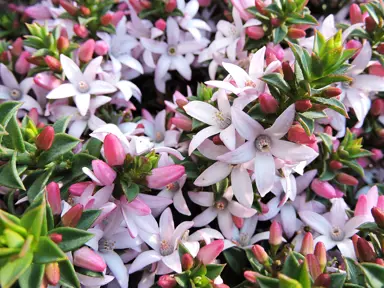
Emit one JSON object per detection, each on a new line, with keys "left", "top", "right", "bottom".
{"left": 215, "top": 198, "right": 228, "bottom": 210}
{"left": 155, "top": 131, "right": 164, "bottom": 143}
{"left": 77, "top": 80, "right": 90, "bottom": 93}
{"left": 330, "top": 226, "right": 345, "bottom": 241}
{"left": 99, "top": 238, "right": 115, "bottom": 252}
{"left": 10, "top": 89, "right": 22, "bottom": 100}
{"left": 229, "top": 26, "right": 238, "bottom": 37}
{"left": 166, "top": 182, "right": 180, "bottom": 192}
{"left": 160, "top": 240, "right": 174, "bottom": 256}
{"left": 239, "top": 233, "right": 250, "bottom": 247}
{"left": 215, "top": 112, "right": 231, "bottom": 129}
{"left": 168, "top": 46, "right": 177, "bottom": 56}
{"left": 255, "top": 135, "right": 272, "bottom": 152}
{"left": 245, "top": 80, "right": 256, "bottom": 88}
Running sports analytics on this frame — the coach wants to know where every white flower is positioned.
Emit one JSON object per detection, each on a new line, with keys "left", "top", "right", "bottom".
{"left": 100, "top": 71, "right": 141, "bottom": 103}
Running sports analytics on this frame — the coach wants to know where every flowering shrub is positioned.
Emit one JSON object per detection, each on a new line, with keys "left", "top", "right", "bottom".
{"left": 0, "top": 0, "right": 383, "bottom": 287}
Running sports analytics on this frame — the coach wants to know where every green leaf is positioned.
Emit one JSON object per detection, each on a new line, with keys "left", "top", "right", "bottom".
{"left": 245, "top": 248, "right": 264, "bottom": 272}
{"left": 282, "top": 251, "right": 300, "bottom": 280}
{"left": 273, "top": 25, "right": 287, "bottom": 44}
{"left": 339, "top": 159, "right": 364, "bottom": 177}
{"left": 59, "top": 259, "right": 81, "bottom": 288}
{"left": 205, "top": 264, "right": 225, "bottom": 280}
{"left": 33, "top": 236, "right": 67, "bottom": 264}
{"left": 223, "top": 247, "right": 247, "bottom": 275}
{"left": 20, "top": 199, "right": 46, "bottom": 243}
{"left": 76, "top": 209, "right": 101, "bottom": 230}
{"left": 37, "top": 133, "right": 80, "bottom": 167}
{"left": 49, "top": 227, "right": 94, "bottom": 252}
{"left": 297, "top": 114, "right": 314, "bottom": 136}
{"left": 27, "top": 165, "right": 54, "bottom": 201}
{"left": 191, "top": 118, "right": 205, "bottom": 131}
{"left": 329, "top": 273, "right": 346, "bottom": 288}
{"left": 318, "top": 133, "right": 333, "bottom": 153}
{"left": 261, "top": 73, "right": 291, "bottom": 94}
{"left": 5, "top": 115, "right": 25, "bottom": 152}
{"left": 82, "top": 138, "right": 102, "bottom": 157}
{"left": 289, "top": 42, "right": 310, "bottom": 80}
{"left": 298, "top": 260, "right": 311, "bottom": 288}
{"left": 299, "top": 111, "right": 327, "bottom": 119}
{"left": 121, "top": 181, "right": 140, "bottom": 202}
{"left": 18, "top": 263, "right": 45, "bottom": 288}
{"left": 361, "top": 3, "right": 379, "bottom": 24}
{"left": 0, "top": 152, "right": 25, "bottom": 190}
{"left": 286, "top": 13, "right": 318, "bottom": 25}
{"left": 278, "top": 274, "right": 302, "bottom": 288}
{"left": 361, "top": 263, "right": 384, "bottom": 288}
{"left": 0, "top": 251, "right": 33, "bottom": 288}
{"left": 344, "top": 257, "right": 366, "bottom": 286}
{"left": 311, "top": 74, "right": 352, "bottom": 89}
{"left": 174, "top": 272, "right": 190, "bottom": 288}
{"left": 257, "top": 276, "right": 279, "bottom": 288}
{"left": 311, "top": 97, "right": 348, "bottom": 117}
{"left": 53, "top": 116, "right": 72, "bottom": 133}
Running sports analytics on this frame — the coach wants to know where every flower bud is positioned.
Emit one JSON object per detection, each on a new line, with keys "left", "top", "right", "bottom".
{"left": 73, "top": 246, "right": 106, "bottom": 272}
{"left": 0, "top": 51, "right": 11, "bottom": 64}
{"left": 346, "top": 39, "right": 362, "bottom": 51}
{"left": 288, "top": 28, "right": 306, "bottom": 39}
{"left": 336, "top": 173, "right": 358, "bottom": 186}
{"left": 300, "top": 232, "right": 314, "bottom": 256}
{"left": 288, "top": 123, "right": 316, "bottom": 145}
{"left": 36, "top": 126, "right": 55, "bottom": 150}
{"left": 365, "top": 17, "right": 376, "bottom": 33}
{"left": 170, "top": 117, "right": 192, "bottom": 131}
{"left": 92, "top": 160, "right": 117, "bottom": 186}
{"left": 371, "top": 99, "right": 384, "bottom": 116}
{"left": 44, "top": 56, "right": 61, "bottom": 72}
{"left": 74, "top": 24, "right": 89, "bottom": 38}
{"left": 46, "top": 182, "right": 62, "bottom": 215}
{"left": 11, "top": 38, "right": 23, "bottom": 56}
{"left": 306, "top": 254, "right": 321, "bottom": 280}
{"left": 165, "top": 0, "right": 177, "bottom": 13}
{"left": 111, "top": 11, "right": 125, "bottom": 26}
{"left": 146, "top": 165, "right": 185, "bottom": 189}
{"left": 376, "top": 258, "right": 384, "bottom": 266}
{"left": 314, "top": 242, "right": 327, "bottom": 272}
{"left": 176, "top": 98, "right": 188, "bottom": 108}
{"left": 329, "top": 160, "right": 343, "bottom": 170}
{"left": 259, "top": 93, "right": 278, "bottom": 114}
{"left": 271, "top": 18, "right": 281, "bottom": 27}
{"left": 371, "top": 148, "right": 383, "bottom": 161}
{"left": 94, "top": 40, "right": 109, "bottom": 56}
{"left": 282, "top": 62, "right": 294, "bottom": 81}
{"left": 45, "top": 262, "right": 60, "bottom": 286}
{"left": 368, "top": 63, "right": 384, "bottom": 77}
{"left": 57, "top": 36, "right": 69, "bottom": 52}
{"left": 246, "top": 26, "right": 265, "bottom": 40}
{"left": 62, "top": 204, "right": 83, "bottom": 227}
{"left": 352, "top": 234, "right": 360, "bottom": 259}
{"left": 377, "top": 43, "right": 384, "bottom": 55}
{"left": 15, "top": 51, "right": 30, "bottom": 75}
{"left": 182, "top": 253, "right": 194, "bottom": 270}
{"left": 232, "top": 215, "right": 244, "bottom": 229}
{"left": 244, "top": 271, "right": 258, "bottom": 283}
{"left": 60, "top": 0, "right": 78, "bottom": 16}
{"left": 28, "top": 108, "right": 39, "bottom": 125}
{"left": 78, "top": 39, "right": 95, "bottom": 63}
{"left": 252, "top": 244, "right": 269, "bottom": 264}
{"left": 357, "top": 238, "right": 376, "bottom": 262}
{"left": 212, "top": 135, "right": 224, "bottom": 145}
{"left": 197, "top": 240, "right": 224, "bottom": 265}
{"left": 324, "top": 87, "right": 342, "bottom": 98}
{"left": 155, "top": 19, "right": 167, "bottom": 31}
{"left": 372, "top": 207, "right": 384, "bottom": 229}
{"left": 311, "top": 179, "right": 336, "bottom": 199}
{"left": 255, "top": 0, "right": 266, "bottom": 14}
{"left": 69, "top": 181, "right": 93, "bottom": 196}
{"left": 101, "top": 13, "right": 112, "bottom": 26}
{"left": 158, "top": 275, "right": 177, "bottom": 288}
{"left": 80, "top": 6, "right": 91, "bottom": 16}
{"left": 269, "top": 221, "right": 282, "bottom": 246}
{"left": 350, "top": 4, "right": 363, "bottom": 24}
{"left": 49, "top": 233, "right": 63, "bottom": 244}
{"left": 314, "top": 273, "right": 331, "bottom": 288}
{"left": 104, "top": 134, "right": 126, "bottom": 166}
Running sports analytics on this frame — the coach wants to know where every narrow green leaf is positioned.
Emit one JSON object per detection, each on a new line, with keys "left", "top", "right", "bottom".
{"left": 33, "top": 236, "right": 67, "bottom": 264}
{"left": 27, "top": 165, "right": 54, "bottom": 201}
{"left": 311, "top": 97, "right": 348, "bottom": 117}
{"left": 5, "top": 115, "right": 25, "bottom": 152}
{"left": 20, "top": 199, "right": 46, "bottom": 243}
{"left": 59, "top": 259, "right": 81, "bottom": 288}
{"left": 344, "top": 257, "right": 366, "bottom": 286}
{"left": 278, "top": 274, "right": 302, "bottom": 288}
{"left": 261, "top": 73, "right": 291, "bottom": 94}
{"left": 0, "top": 251, "right": 33, "bottom": 288}
{"left": 121, "top": 181, "right": 140, "bottom": 202}
{"left": 18, "top": 263, "right": 45, "bottom": 288}
{"left": 223, "top": 247, "right": 247, "bottom": 275}
{"left": 49, "top": 227, "right": 94, "bottom": 252}
{"left": 273, "top": 25, "right": 287, "bottom": 44}
{"left": 53, "top": 116, "right": 72, "bottom": 133}
{"left": 0, "top": 152, "right": 25, "bottom": 190}
{"left": 205, "top": 264, "right": 225, "bottom": 280}
{"left": 361, "top": 263, "right": 384, "bottom": 288}
{"left": 329, "top": 273, "right": 346, "bottom": 288}
{"left": 318, "top": 133, "right": 333, "bottom": 154}
{"left": 76, "top": 209, "right": 101, "bottom": 230}
{"left": 297, "top": 114, "right": 314, "bottom": 136}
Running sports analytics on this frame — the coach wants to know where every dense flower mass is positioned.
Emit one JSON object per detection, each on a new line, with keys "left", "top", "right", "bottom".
{"left": 0, "top": 0, "right": 383, "bottom": 287}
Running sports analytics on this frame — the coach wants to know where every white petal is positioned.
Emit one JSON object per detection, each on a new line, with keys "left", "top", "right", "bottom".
{"left": 337, "top": 239, "right": 356, "bottom": 259}
{"left": 227, "top": 201, "right": 256, "bottom": 218}
{"left": 280, "top": 204, "right": 297, "bottom": 239}
{"left": 140, "top": 38, "right": 168, "bottom": 54}
{"left": 343, "top": 216, "right": 369, "bottom": 238}
{"left": 173, "top": 55, "right": 192, "bottom": 80}
{"left": 313, "top": 235, "right": 336, "bottom": 250}
{"left": 197, "top": 139, "right": 230, "bottom": 160}
{"left": 0, "top": 64, "right": 19, "bottom": 89}
{"left": 192, "top": 207, "right": 218, "bottom": 227}
{"left": 46, "top": 83, "right": 77, "bottom": 99}
{"left": 353, "top": 75, "right": 384, "bottom": 91}
{"left": 188, "top": 191, "right": 214, "bottom": 207}
{"left": 74, "top": 93, "right": 91, "bottom": 116}
{"left": 249, "top": 231, "right": 270, "bottom": 245}
{"left": 162, "top": 250, "right": 182, "bottom": 273}
{"left": 265, "top": 104, "right": 295, "bottom": 139}
{"left": 184, "top": 101, "right": 220, "bottom": 126}
{"left": 218, "top": 210, "right": 234, "bottom": 239}
{"left": 160, "top": 208, "right": 175, "bottom": 243}
{"left": 222, "top": 62, "right": 252, "bottom": 87}
{"left": 89, "top": 80, "right": 117, "bottom": 95}
{"left": 220, "top": 124, "right": 236, "bottom": 150}
{"left": 60, "top": 54, "right": 84, "bottom": 84}
{"left": 350, "top": 41, "right": 371, "bottom": 76}
{"left": 174, "top": 190, "right": 191, "bottom": 216}
{"left": 102, "top": 251, "right": 129, "bottom": 288}
{"left": 299, "top": 211, "right": 332, "bottom": 235}
{"left": 271, "top": 140, "right": 318, "bottom": 162}
{"left": 167, "top": 17, "right": 180, "bottom": 45}
{"left": 155, "top": 55, "right": 172, "bottom": 80}
{"left": 296, "top": 169, "right": 317, "bottom": 195}
{"left": 189, "top": 126, "right": 222, "bottom": 155}
{"left": 68, "top": 120, "right": 87, "bottom": 138}
{"left": 249, "top": 47, "right": 266, "bottom": 80}
{"left": 118, "top": 55, "right": 144, "bottom": 74}
{"left": 231, "top": 107, "right": 264, "bottom": 140}
{"left": 194, "top": 162, "right": 232, "bottom": 186}
{"left": 254, "top": 151, "right": 275, "bottom": 196}
{"left": 231, "top": 166, "right": 254, "bottom": 207}
{"left": 84, "top": 56, "right": 102, "bottom": 83}
{"left": 20, "top": 95, "right": 43, "bottom": 114}
{"left": 129, "top": 250, "right": 162, "bottom": 273}
{"left": 217, "top": 141, "right": 257, "bottom": 164}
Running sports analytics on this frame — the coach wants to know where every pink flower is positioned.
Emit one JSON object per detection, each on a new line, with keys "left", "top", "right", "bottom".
{"left": 197, "top": 240, "right": 224, "bottom": 264}
{"left": 104, "top": 134, "right": 126, "bottom": 166}
{"left": 82, "top": 160, "right": 116, "bottom": 186}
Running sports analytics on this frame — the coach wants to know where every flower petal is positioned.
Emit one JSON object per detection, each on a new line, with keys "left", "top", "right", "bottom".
{"left": 184, "top": 101, "right": 220, "bottom": 126}
{"left": 162, "top": 250, "right": 182, "bottom": 273}
{"left": 254, "top": 151, "right": 275, "bottom": 196}
{"left": 343, "top": 216, "right": 369, "bottom": 238}
{"left": 46, "top": 83, "right": 77, "bottom": 99}
{"left": 217, "top": 141, "right": 257, "bottom": 164}
{"left": 270, "top": 140, "right": 318, "bottom": 162}
{"left": 231, "top": 165, "right": 254, "bottom": 207}
{"left": 189, "top": 126, "right": 222, "bottom": 155}
{"left": 218, "top": 210, "right": 234, "bottom": 239}
{"left": 174, "top": 190, "right": 191, "bottom": 216}
{"left": 74, "top": 93, "right": 91, "bottom": 116}
{"left": 231, "top": 107, "right": 264, "bottom": 140}
{"left": 265, "top": 104, "right": 295, "bottom": 139}
{"left": 222, "top": 62, "right": 251, "bottom": 87}
{"left": 220, "top": 124, "right": 236, "bottom": 150}
{"left": 227, "top": 201, "right": 256, "bottom": 218}
{"left": 160, "top": 208, "right": 175, "bottom": 243}
{"left": 102, "top": 250, "right": 129, "bottom": 288}
{"left": 60, "top": 54, "right": 84, "bottom": 84}
{"left": 192, "top": 207, "right": 218, "bottom": 227}
{"left": 84, "top": 56, "right": 102, "bottom": 83}
{"left": 299, "top": 211, "right": 332, "bottom": 235}
{"left": 188, "top": 191, "right": 214, "bottom": 207}
{"left": 0, "top": 64, "right": 19, "bottom": 89}
{"left": 89, "top": 80, "right": 117, "bottom": 95}
{"left": 129, "top": 250, "right": 162, "bottom": 273}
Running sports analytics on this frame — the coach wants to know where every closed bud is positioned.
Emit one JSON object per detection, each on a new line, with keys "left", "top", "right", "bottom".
{"left": 104, "top": 134, "right": 126, "bottom": 166}
{"left": 0, "top": 51, "right": 11, "bottom": 64}
{"left": 372, "top": 207, "right": 384, "bottom": 229}
{"left": 92, "top": 160, "right": 117, "bottom": 186}
{"left": 212, "top": 135, "right": 224, "bottom": 145}
{"left": 232, "top": 215, "right": 244, "bottom": 229}
{"left": 44, "top": 56, "right": 61, "bottom": 72}
{"left": 306, "top": 254, "right": 321, "bottom": 280}
{"left": 288, "top": 28, "right": 306, "bottom": 39}
{"left": 259, "top": 93, "right": 278, "bottom": 114}
{"left": 314, "top": 242, "right": 327, "bottom": 272}
{"left": 288, "top": 123, "right": 316, "bottom": 145}
{"left": 165, "top": 0, "right": 177, "bottom": 13}
{"left": 11, "top": 38, "right": 23, "bottom": 56}
{"left": 329, "top": 160, "right": 343, "bottom": 170}
{"left": 146, "top": 165, "right": 185, "bottom": 189}
{"left": 69, "top": 181, "right": 93, "bottom": 196}
{"left": 176, "top": 98, "right": 188, "bottom": 108}
{"left": 314, "top": 273, "right": 331, "bottom": 288}
{"left": 371, "top": 99, "right": 384, "bottom": 116}
{"left": 252, "top": 244, "right": 269, "bottom": 264}
{"left": 369, "top": 62, "right": 384, "bottom": 75}
{"left": 324, "top": 87, "right": 342, "bottom": 98}
{"left": 269, "top": 221, "right": 282, "bottom": 246}
{"left": 282, "top": 62, "right": 294, "bottom": 81}
{"left": 78, "top": 39, "right": 95, "bottom": 63}
{"left": 57, "top": 36, "right": 69, "bottom": 52}
{"left": 300, "top": 232, "right": 314, "bottom": 256}
{"left": 255, "top": 0, "right": 266, "bottom": 14}
{"left": 46, "top": 182, "right": 62, "bottom": 215}
{"left": 73, "top": 246, "right": 106, "bottom": 272}
{"left": 49, "top": 233, "right": 63, "bottom": 243}
{"left": 377, "top": 43, "right": 384, "bottom": 55}
{"left": 182, "top": 253, "right": 194, "bottom": 270}
{"left": 171, "top": 117, "right": 192, "bottom": 131}
{"left": 101, "top": 13, "right": 112, "bottom": 26}
{"left": 80, "top": 6, "right": 91, "bottom": 16}
{"left": 311, "top": 179, "right": 336, "bottom": 199}
{"left": 357, "top": 238, "right": 376, "bottom": 262}
{"left": 350, "top": 4, "right": 363, "bottom": 24}
{"left": 158, "top": 275, "right": 177, "bottom": 288}
{"left": 376, "top": 258, "right": 384, "bottom": 266}
{"left": 45, "top": 262, "right": 60, "bottom": 286}
{"left": 371, "top": 148, "right": 383, "bottom": 161}
{"left": 36, "top": 126, "right": 55, "bottom": 150}
{"left": 365, "top": 17, "right": 376, "bottom": 33}
{"left": 60, "top": 0, "right": 78, "bottom": 16}
{"left": 244, "top": 271, "right": 258, "bottom": 283}
{"left": 197, "top": 240, "right": 224, "bottom": 264}
{"left": 74, "top": 24, "right": 89, "bottom": 38}
{"left": 62, "top": 204, "right": 83, "bottom": 227}
{"left": 155, "top": 19, "right": 167, "bottom": 31}
{"left": 246, "top": 26, "right": 265, "bottom": 40}
{"left": 352, "top": 234, "right": 360, "bottom": 259}
{"left": 15, "top": 51, "right": 31, "bottom": 75}
{"left": 95, "top": 40, "right": 109, "bottom": 56}
{"left": 336, "top": 173, "right": 358, "bottom": 186}
{"left": 271, "top": 18, "right": 281, "bottom": 27}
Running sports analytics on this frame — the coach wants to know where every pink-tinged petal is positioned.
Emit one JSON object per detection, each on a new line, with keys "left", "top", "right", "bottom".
{"left": 21, "top": 95, "right": 43, "bottom": 114}
{"left": 197, "top": 240, "right": 224, "bottom": 264}
{"left": 296, "top": 169, "right": 317, "bottom": 194}
{"left": 109, "top": 230, "right": 143, "bottom": 249}
{"left": 226, "top": 39, "right": 239, "bottom": 62}
{"left": 188, "top": 191, "right": 214, "bottom": 207}
{"left": 217, "top": 141, "right": 257, "bottom": 164}
{"left": 254, "top": 151, "right": 275, "bottom": 196}
{"left": 89, "top": 80, "right": 117, "bottom": 95}
{"left": 265, "top": 104, "right": 296, "bottom": 139}
{"left": 82, "top": 167, "right": 103, "bottom": 186}
{"left": 222, "top": 62, "right": 252, "bottom": 87}
{"left": 68, "top": 120, "right": 87, "bottom": 139}
{"left": 231, "top": 107, "right": 264, "bottom": 140}
{"left": 122, "top": 209, "right": 139, "bottom": 238}
{"left": 92, "top": 160, "right": 116, "bottom": 186}
{"left": 90, "top": 95, "right": 111, "bottom": 111}
{"left": 93, "top": 202, "right": 116, "bottom": 226}
{"left": 60, "top": 54, "right": 84, "bottom": 84}
{"left": 164, "top": 130, "right": 181, "bottom": 147}
{"left": 299, "top": 211, "right": 332, "bottom": 235}
{"left": 162, "top": 250, "right": 182, "bottom": 273}
{"left": 84, "top": 56, "right": 102, "bottom": 83}
{"left": 166, "top": 17, "right": 180, "bottom": 45}
{"left": 177, "top": 40, "right": 208, "bottom": 54}
{"left": 271, "top": 140, "right": 318, "bottom": 162}
{"left": 153, "top": 147, "right": 184, "bottom": 160}
{"left": 140, "top": 38, "right": 168, "bottom": 54}
{"left": 174, "top": 190, "right": 191, "bottom": 216}
{"left": 87, "top": 116, "right": 106, "bottom": 133}
{"left": 189, "top": 228, "right": 224, "bottom": 242}
{"left": 189, "top": 126, "right": 222, "bottom": 155}
{"left": 129, "top": 250, "right": 162, "bottom": 273}
{"left": 74, "top": 93, "right": 91, "bottom": 117}
{"left": 231, "top": 165, "right": 254, "bottom": 207}
{"left": 350, "top": 41, "right": 371, "bottom": 76}
{"left": 138, "top": 269, "right": 156, "bottom": 288}
{"left": 138, "top": 194, "right": 173, "bottom": 210}
{"left": 19, "top": 77, "right": 34, "bottom": 94}
{"left": 46, "top": 83, "right": 77, "bottom": 99}
{"left": 337, "top": 239, "right": 356, "bottom": 259}
{"left": 217, "top": 90, "right": 231, "bottom": 115}
{"left": 77, "top": 273, "right": 114, "bottom": 287}
{"left": 220, "top": 124, "right": 236, "bottom": 150}
{"left": 343, "top": 216, "right": 369, "bottom": 238}
{"left": 0, "top": 63, "right": 19, "bottom": 89}
{"left": 197, "top": 139, "right": 230, "bottom": 160}
{"left": 128, "top": 198, "right": 152, "bottom": 216}
{"left": 194, "top": 161, "right": 232, "bottom": 186}
{"left": 355, "top": 195, "right": 369, "bottom": 217}
{"left": 155, "top": 110, "right": 167, "bottom": 137}
{"left": 184, "top": 101, "right": 220, "bottom": 126}
{"left": 115, "top": 81, "right": 133, "bottom": 101}
{"left": 313, "top": 235, "right": 336, "bottom": 250}
{"left": 138, "top": 230, "right": 160, "bottom": 251}
{"left": 172, "top": 221, "right": 194, "bottom": 247}
{"left": 249, "top": 231, "right": 270, "bottom": 245}
{"left": 258, "top": 197, "right": 280, "bottom": 221}
{"left": 218, "top": 210, "right": 234, "bottom": 239}
{"left": 353, "top": 75, "right": 384, "bottom": 91}
{"left": 192, "top": 207, "right": 218, "bottom": 227}
{"left": 366, "top": 186, "right": 379, "bottom": 209}
{"left": 118, "top": 55, "right": 144, "bottom": 74}
{"left": 227, "top": 201, "right": 256, "bottom": 218}
{"left": 134, "top": 214, "right": 160, "bottom": 235}
{"left": 280, "top": 204, "right": 297, "bottom": 239}
{"left": 205, "top": 80, "right": 242, "bottom": 94}
{"left": 156, "top": 55, "right": 172, "bottom": 80}
{"left": 160, "top": 208, "right": 175, "bottom": 243}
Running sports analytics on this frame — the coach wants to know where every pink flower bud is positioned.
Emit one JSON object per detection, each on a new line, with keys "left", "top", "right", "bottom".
{"left": 100, "top": 13, "right": 112, "bottom": 26}
{"left": 28, "top": 108, "right": 39, "bottom": 125}
{"left": 377, "top": 43, "right": 384, "bottom": 54}
{"left": 104, "top": 134, "right": 126, "bottom": 166}
{"left": 36, "top": 126, "right": 55, "bottom": 150}
{"left": 49, "top": 233, "right": 63, "bottom": 243}
{"left": 232, "top": 215, "right": 244, "bottom": 229}
{"left": 306, "top": 254, "right": 321, "bottom": 280}
{"left": 44, "top": 55, "right": 61, "bottom": 72}
{"left": 78, "top": 39, "right": 95, "bottom": 63}
{"left": 165, "top": 0, "right": 177, "bottom": 13}
{"left": 60, "top": 0, "right": 78, "bottom": 16}
{"left": 345, "top": 39, "right": 362, "bottom": 52}
{"left": 155, "top": 19, "right": 167, "bottom": 31}
{"left": 311, "top": 179, "right": 336, "bottom": 199}
{"left": 197, "top": 240, "right": 224, "bottom": 265}
{"left": 371, "top": 148, "right": 383, "bottom": 161}
{"left": 376, "top": 258, "right": 384, "bottom": 266}
{"left": 350, "top": 4, "right": 363, "bottom": 24}
{"left": 34, "top": 73, "right": 62, "bottom": 90}
{"left": 111, "top": 11, "right": 125, "bottom": 26}
{"left": 372, "top": 207, "right": 384, "bottom": 229}
{"left": 288, "top": 28, "right": 306, "bottom": 39}
{"left": 314, "top": 242, "right": 326, "bottom": 272}
{"left": 314, "top": 274, "right": 331, "bottom": 287}
{"left": 146, "top": 165, "right": 185, "bottom": 189}
{"left": 246, "top": 26, "right": 265, "bottom": 40}
{"left": 300, "top": 232, "right": 314, "bottom": 256}
{"left": 11, "top": 38, "right": 23, "bottom": 56}
{"left": 282, "top": 62, "right": 294, "bottom": 81}
{"left": 324, "top": 87, "right": 342, "bottom": 98}
{"left": 336, "top": 173, "right": 358, "bottom": 186}
{"left": 74, "top": 24, "right": 89, "bottom": 39}
{"left": 45, "top": 262, "right": 60, "bottom": 286}
{"left": 80, "top": 6, "right": 91, "bottom": 16}
{"left": 69, "top": 181, "right": 93, "bottom": 196}
{"left": 15, "top": 51, "right": 31, "bottom": 75}
{"left": 57, "top": 36, "right": 69, "bottom": 52}
{"left": 244, "top": 271, "right": 258, "bottom": 283}
{"left": 259, "top": 93, "right": 278, "bottom": 114}
{"left": 182, "top": 253, "right": 194, "bottom": 270}
{"left": 269, "top": 221, "right": 282, "bottom": 246}
{"left": 371, "top": 99, "right": 384, "bottom": 116}
{"left": 158, "top": 275, "right": 177, "bottom": 288}
{"left": 252, "top": 244, "right": 269, "bottom": 264}
{"left": 198, "top": 0, "right": 212, "bottom": 7}
{"left": 170, "top": 117, "right": 192, "bottom": 131}
{"left": 357, "top": 238, "right": 376, "bottom": 262}
{"left": 95, "top": 40, "right": 109, "bottom": 56}
{"left": 62, "top": 204, "right": 83, "bottom": 227}
{"left": 92, "top": 160, "right": 116, "bottom": 186}
{"left": 287, "top": 123, "right": 316, "bottom": 145}
{"left": 365, "top": 17, "right": 376, "bottom": 32}
{"left": 73, "top": 246, "right": 106, "bottom": 272}
{"left": 46, "top": 182, "right": 62, "bottom": 215}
